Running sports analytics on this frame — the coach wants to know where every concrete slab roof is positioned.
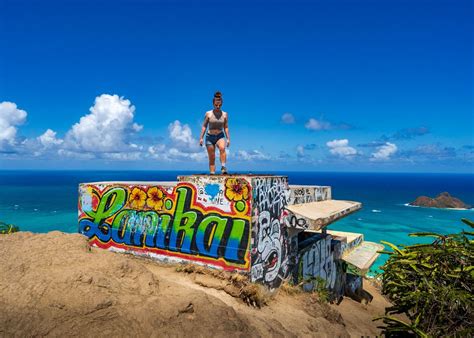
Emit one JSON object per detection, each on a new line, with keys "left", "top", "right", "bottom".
{"left": 286, "top": 200, "right": 362, "bottom": 230}
{"left": 342, "top": 241, "right": 384, "bottom": 274}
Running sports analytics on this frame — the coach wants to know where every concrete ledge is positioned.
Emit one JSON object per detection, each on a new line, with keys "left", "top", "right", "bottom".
{"left": 285, "top": 200, "right": 362, "bottom": 231}
{"left": 342, "top": 241, "right": 384, "bottom": 276}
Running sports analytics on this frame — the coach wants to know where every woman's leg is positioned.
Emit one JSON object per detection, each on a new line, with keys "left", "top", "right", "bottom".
{"left": 206, "top": 144, "right": 216, "bottom": 173}
{"left": 216, "top": 138, "right": 227, "bottom": 171}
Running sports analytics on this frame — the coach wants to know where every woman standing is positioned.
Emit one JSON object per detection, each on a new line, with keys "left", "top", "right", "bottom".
{"left": 199, "top": 91, "right": 230, "bottom": 174}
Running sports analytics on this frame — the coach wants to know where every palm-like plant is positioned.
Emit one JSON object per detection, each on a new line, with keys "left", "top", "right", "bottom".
{"left": 375, "top": 218, "right": 474, "bottom": 337}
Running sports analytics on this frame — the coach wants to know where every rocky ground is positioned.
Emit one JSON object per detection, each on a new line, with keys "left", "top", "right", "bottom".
{"left": 1, "top": 232, "right": 394, "bottom": 337}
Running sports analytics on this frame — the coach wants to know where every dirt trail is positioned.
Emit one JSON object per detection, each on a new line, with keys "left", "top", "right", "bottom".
{"left": 0, "top": 232, "right": 388, "bottom": 337}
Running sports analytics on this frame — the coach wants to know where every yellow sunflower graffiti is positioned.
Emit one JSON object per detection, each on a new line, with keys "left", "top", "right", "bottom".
{"left": 224, "top": 178, "right": 250, "bottom": 202}
{"left": 129, "top": 187, "right": 147, "bottom": 209}
{"left": 146, "top": 187, "right": 165, "bottom": 211}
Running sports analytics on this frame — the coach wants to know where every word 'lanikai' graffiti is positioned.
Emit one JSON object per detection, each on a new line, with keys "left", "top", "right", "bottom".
{"left": 79, "top": 182, "right": 251, "bottom": 271}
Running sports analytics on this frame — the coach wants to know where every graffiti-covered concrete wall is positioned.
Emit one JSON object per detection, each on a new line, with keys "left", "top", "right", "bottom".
{"left": 250, "top": 176, "right": 291, "bottom": 289}
{"left": 288, "top": 185, "right": 331, "bottom": 205}
{"left": 294, "top": 230, "right": 373, "bottom": 300}
{"left": 78, "top": 174, "right": 373, "bottom": 299}
{"left": 79, "top": 177, "right": 252, "bottom": 271}
{"left": 179, "top": 175, "right": 293, "bottom": 289}
{"left": 296, "top": 234, "right": 346, "bottom": 299}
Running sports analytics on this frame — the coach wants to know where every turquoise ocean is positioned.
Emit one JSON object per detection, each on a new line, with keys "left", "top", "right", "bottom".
{"left": 1, "top": 170, "right": 472, "bottom": 273}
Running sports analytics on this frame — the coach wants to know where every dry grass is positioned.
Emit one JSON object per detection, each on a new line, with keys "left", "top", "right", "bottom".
{"left": 279, "top": 281, "right": 303, "bottom": 296}
{"left": 175, "top": 263, "right": 271, "bottom": 307}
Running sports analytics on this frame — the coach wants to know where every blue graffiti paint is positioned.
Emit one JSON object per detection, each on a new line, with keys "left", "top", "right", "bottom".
{"left": 79, "top": 185, "right": 251, "bottom": 267}
{"left": 205, "top": 184, "right": 220, "bottom": 200}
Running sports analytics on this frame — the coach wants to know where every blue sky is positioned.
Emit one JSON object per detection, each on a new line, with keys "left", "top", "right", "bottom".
{"left": 1, "top": 0, "right": 472, "bottom": 172}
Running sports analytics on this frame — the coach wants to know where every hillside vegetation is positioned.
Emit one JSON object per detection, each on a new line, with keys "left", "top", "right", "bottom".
{"left": 378, "top": 218, "right": 474, "bottom": 337}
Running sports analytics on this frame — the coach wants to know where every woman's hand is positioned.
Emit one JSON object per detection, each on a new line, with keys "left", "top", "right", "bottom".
{"left": 226, "top": 139, "right": 230, "bottom": 148}
{"left": 199, "top": 138, "right": 203, "bottom": 147}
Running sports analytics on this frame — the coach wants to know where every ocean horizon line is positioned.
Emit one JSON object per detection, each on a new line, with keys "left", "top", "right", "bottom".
{"left": 1, "top": 169, "right": 473, "bottom": 176}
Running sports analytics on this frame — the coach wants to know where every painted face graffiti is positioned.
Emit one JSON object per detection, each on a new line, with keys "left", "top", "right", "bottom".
{"left": 257, "top": 211, "right": 281, "bottom": 282}
{"left": 78, "top": 183, "right": 251, "bottom": 271}
{"left": 251, "top": 177, "right": 290, "bottom": 289}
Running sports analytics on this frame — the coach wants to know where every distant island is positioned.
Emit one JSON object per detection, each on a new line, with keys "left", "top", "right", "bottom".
{"left": 409, "top": 192, "right": 472, "bottom": 210}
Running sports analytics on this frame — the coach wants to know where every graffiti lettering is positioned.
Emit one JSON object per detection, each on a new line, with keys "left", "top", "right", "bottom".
{"left": 299, "top": 236, "right": 336, "bottom": 289}
{"left": 288, "top": 186, "right": 331, "bottom": 205}
{"left": 297, "top": 234, "right": 346, "bottom": 299}
{"left": 79, "top": 183, "right": 251, "bottom": 271}
{"left": 284, "top": 214, "right": 308, "bottom": 229}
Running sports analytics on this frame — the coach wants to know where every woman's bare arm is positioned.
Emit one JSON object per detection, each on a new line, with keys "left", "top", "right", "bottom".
{"left": 224, "top": 113, "right": 230, "bottom": 148}
{"left": 199, "top": 112, "right": 209, "bottom": 146}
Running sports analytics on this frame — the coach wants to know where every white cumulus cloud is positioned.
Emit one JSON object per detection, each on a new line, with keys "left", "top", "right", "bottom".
{"left": 38, "top": 129, "right": 63, "bottom": 148}
{"left": 305, "top": 118, "right": 331, "bottom": 131}
{"left": 371, "top": 142, "right": 397, "bottom": 161}
{"left": 236, "top": 150, "right": 271, "bottom": 161}
{"left": 144, "top": 120, "right": 206, "bottom": 162}
{"left": 326, "top": 139, "right": 357, "bottom": 157}
{"left": 65, "top": 94, "right": 142, "bottom": 153}
{"left": 166, "top": 148, "right": 207, "bottom": 161}
{"left": 0, "top": 102, "right": 27, "bottom": 145}
{"left": 168, "top": 120, "right": 201, "bottom": 153}
{"left": 148, "top": 144, "right": 166, "bottom": 156}
{"left": 102, "top": 152, "right": 142, "bottom": 161}
{"left": 57, "top": 148, "right": 96, "bottom": 160}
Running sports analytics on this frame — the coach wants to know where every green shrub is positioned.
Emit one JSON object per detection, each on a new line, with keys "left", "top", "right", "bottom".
{"left": 0, "top": 221, "right": 19, "bottom": 234}
{"left": 303, "top": 276, "right": 330, "bottom": 303}
{"left": 375, "top": 218, "right": 474, "bottom": 337}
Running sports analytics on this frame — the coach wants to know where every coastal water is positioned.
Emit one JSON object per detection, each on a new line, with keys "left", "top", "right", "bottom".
{"left": 1, "top": 170, "right": 473, "bottom": 272}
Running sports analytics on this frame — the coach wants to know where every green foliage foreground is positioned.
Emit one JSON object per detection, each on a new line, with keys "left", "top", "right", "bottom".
{"left": 376, "top": 218, "right": 474, "bottom": 337}
{"left": 0, "top": 221, "right": 19, "bottom": 234}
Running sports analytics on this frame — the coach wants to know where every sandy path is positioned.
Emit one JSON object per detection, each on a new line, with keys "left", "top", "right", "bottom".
{"left": 0, "top": 232, "right": 389, "bottom": 337}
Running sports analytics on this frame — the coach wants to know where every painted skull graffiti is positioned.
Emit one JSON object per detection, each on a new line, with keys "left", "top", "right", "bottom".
{"left": 257, "top": 211, "right": 282, "bottom": 283}
{"left": 250, "top": 177, "right": 291, "bottom": 289}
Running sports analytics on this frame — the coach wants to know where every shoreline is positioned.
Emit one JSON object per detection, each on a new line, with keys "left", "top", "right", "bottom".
{"left": 403, "top": 203, "right": 473, "bottom": 211}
